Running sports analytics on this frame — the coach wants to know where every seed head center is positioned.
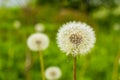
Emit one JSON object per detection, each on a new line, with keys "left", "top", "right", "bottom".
{"left": 50, "top": 71, "right": 56, "bottom": 77}
{"left": 36, "top": 39, "right": 41, "bottom": 45}
{"left": 69, "top": 33, "right": 82, "bottom": 44}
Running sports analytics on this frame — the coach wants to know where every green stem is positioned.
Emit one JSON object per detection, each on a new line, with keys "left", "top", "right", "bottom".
{"left": 25, "top": 51, "right": 32, "bottom": 80}
{"left": 73, "top": 57, "right": 76, "bottom": 80}
{"left": 112, "top": 52, "right": 120, "bottom": 80}
{"left": 39, "top": 51, "right": 45, "bottom": 80}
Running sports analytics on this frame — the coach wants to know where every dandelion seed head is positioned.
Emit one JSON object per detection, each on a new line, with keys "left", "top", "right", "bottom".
{"left": 35, "top": 23, "right": 45, "bottom": 32}
{"left": 13, "top": 20, "right": 21, "bottom": 29}
{"left": 69, "top": 33, "right": 83, "bottom": 45}
{"left": 45, "top": 66, "right": 62, "bottom": 80}
{"left": 27, "top": 33, "right": 49, "bottom": 51}
{"left": 57, "top": 21, "right": 96, "bottom": 56}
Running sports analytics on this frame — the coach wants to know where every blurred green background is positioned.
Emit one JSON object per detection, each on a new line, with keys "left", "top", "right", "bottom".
{"left": 0, "top": 0, "right": 120, "bottom": 80}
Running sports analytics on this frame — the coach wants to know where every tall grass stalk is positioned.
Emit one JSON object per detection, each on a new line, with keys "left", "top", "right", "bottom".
{"left": 39, "top": 51, "right": 45, "bottom": 80}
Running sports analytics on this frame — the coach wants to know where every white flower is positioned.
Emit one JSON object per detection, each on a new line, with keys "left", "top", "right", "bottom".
{"left": 27, "top": 33, "right": 49, "bottom": 51}
{"left": 35, "top": 23, "right": 45, "bottom": 32}
{"left": 45, "top": 66, "right": 62, "bottom": 80}
{"left": 13, "top": 20, "right": 21, "bottom": 29}
{"left": 57, "top": 21, "right": 96, "bottom": 56}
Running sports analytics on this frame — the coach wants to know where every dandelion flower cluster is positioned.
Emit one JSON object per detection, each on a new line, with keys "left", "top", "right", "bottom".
{"left": 13, "top": 20, "right": 21, "bottom": 29}
{"left": 57, "top": 21, "right": 96, "bottom": 56}
{"left": 27, "top": 33, "right": 49, "bottom": 51}
{"left": 45, "top": 66, "right": 62, "bottom": 80}
{"left": 35, "top": 23, "right": 45, "bottom": 32}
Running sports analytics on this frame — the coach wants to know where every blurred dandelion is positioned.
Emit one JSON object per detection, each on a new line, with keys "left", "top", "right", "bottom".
{"left": 113, "top": 24, "right": 120, "bottom": 31}
{"left": 27, "top": 33, "right": 49, "bottom": 80}
{"left": 27, "top": 33, "right": 49, "bottom": 51}
{"left": 57, "top": 21, "right": 96, "bottom": 80}
{"left": 35, "top": 23, "right": 45, "bottom": 32}
{"left": 45, "top": 66, "right": 62, "bottom": 80}
{"left": 13, "top": 20, "right": 21, "bottom": 29}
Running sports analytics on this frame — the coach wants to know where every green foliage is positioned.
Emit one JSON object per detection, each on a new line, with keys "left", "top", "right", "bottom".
{"left": 0, "top": 2, "right": 120, "bottom": 80}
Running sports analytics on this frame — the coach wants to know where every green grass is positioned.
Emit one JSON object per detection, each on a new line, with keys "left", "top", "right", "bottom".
{"left": 0, "top": 21, "right": 120, "bottom": 80}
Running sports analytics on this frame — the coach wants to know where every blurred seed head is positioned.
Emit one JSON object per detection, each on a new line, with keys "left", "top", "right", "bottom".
{"left": 113, "top": 24, "right": 120, "bottom": 31}
{"left": 27, "top": 33, "right": 49, "bottom": 51}
{"left": 57, "top": 21, "right": 96, "bottom": 56}
{"left": 35, "top": 23, "right": 45, "bottom": 32}
{"left": 45, "top": 66, "right": 62, "bottom": 80}
{"left": 13, "top": 20, "right": 21, "bottom": 29}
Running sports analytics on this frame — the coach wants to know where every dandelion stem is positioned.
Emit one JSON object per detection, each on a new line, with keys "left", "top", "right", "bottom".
{"left": 112, "top": 52, "right": 120, "bottom": 80}
{"left": 73, "top": 57, "right": 76, "bottom": 80}
{"left": 39, "top": 51, "right": 45, "bottom": 80}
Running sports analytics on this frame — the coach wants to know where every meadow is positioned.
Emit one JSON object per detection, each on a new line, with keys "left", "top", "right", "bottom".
{"left": 0, "top": 2, "right": 120, "bottom": 80}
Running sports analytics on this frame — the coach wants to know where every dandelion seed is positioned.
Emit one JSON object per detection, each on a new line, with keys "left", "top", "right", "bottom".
{"left": 57, "top": 21, "right": 96, "bottom": 56}
{"left": 27, "top": 33, "right": 49, "bottom": 51}
{"left": 45, "top": 66, "right": 62, "bottom": 80}
{"left": 35, "top": 23, "right": 45, "bottom": 32}
{"left": 13, "top": 20, "right": 21, "bottom": 29}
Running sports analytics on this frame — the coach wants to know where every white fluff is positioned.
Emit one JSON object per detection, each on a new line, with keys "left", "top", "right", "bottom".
{"left": 57, "top": 21, "right": 96, "bottom": 56}
{"left": 27, "top": 33, "right": 49, "bottom": 51}
{"left": 45, "top": 66, "right": 62, "bottom": 80}
{"left": 35, "top": 23, "right": 45, "bottom": 32}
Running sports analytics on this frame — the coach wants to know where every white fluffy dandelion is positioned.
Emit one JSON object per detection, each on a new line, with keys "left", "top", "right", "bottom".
{"left": 57, "top": 21, "right": 96, "bottom": 56}
{"left": 27, "top": 33, "right": 49, "bottom": 51}
{"left": 35, "top": 23, "right": 45, "bottom": 32}
{"left": 13, "top": 20, "right": 21, "bottom": 29}
{"left": 45, "top": 66, "right": 62, "bottom": 80}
